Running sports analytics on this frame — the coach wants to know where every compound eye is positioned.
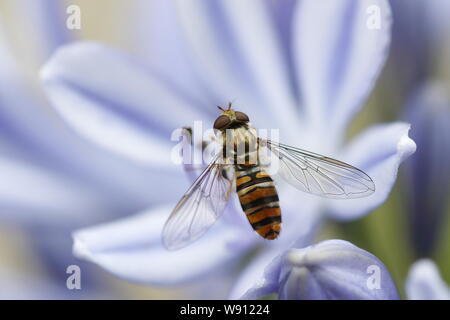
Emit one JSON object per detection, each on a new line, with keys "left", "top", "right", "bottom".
{"left": 214, "top": 115, "right": 231, "bottom": 130}
{"left": 235, "top": 111, "right": 249, "bottom": 122}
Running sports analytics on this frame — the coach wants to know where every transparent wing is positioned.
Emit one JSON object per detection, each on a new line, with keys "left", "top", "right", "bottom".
{"left": 265, "top": 140, "right": 375, "bottom": 199}
{"left": 162, "top": 154, "right": 233, "bottom": 250}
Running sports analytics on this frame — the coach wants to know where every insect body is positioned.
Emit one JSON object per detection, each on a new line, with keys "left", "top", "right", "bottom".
{"left": 162, "top": 103, "right": 375, "bottom": 250}
{"left": 215, "top": 106, "right": 282, "bottom": 240}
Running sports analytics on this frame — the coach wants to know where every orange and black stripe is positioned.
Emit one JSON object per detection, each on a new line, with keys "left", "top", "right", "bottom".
{"left": 236, "top": 166, "right": 281, "bottom": 240}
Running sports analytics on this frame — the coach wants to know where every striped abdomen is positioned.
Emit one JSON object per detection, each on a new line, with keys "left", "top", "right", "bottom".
{"left": 236, "top": 166, "right": 281, "bottom": 240}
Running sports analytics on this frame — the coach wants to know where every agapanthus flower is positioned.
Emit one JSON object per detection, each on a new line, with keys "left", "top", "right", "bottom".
{"left": 234, "top": 239, "right": 399, "bottom": 300}
{"left": 40, "top": 0, "right": 416, "bottom": 298}
{"left": 406, "top": 259, "right": 450, "bottom": 300}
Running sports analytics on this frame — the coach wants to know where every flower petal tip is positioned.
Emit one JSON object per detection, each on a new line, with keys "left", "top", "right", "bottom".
{"left": 397, "top": 125, "right": 417, "bottom": 162}
{"left": 40, "top": 41, "right": 105, "bottom": 81}
{"left": 406, "top": 259, "right": 450, "bottom": 300}
{"left": 72, "top": 234, "right": 93, "bottom": 262}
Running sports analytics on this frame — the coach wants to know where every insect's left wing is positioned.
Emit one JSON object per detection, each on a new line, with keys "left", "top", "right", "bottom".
{"left": 265, "top": 140, "right": 375, "bottom": 199}
{"left": 162, "top": 154, "right": 233, "bottom": 250}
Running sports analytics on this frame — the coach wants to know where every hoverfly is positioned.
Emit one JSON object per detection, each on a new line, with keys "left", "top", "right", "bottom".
{"left": 163, "top": 103, "right": 375, "bottom": 250}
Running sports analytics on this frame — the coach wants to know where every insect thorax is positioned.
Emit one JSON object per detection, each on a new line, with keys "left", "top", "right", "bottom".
{"left": 218, "top": 124, "right": 260, "bottom": 166}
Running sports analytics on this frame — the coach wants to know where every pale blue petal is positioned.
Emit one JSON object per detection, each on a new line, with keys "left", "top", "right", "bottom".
{"left": 293, "top": 0, "right": 392, "bottom": 138}
{"left": 0, "top": 156, "right": 115, "bottom": 226}
{"left": 173, "top": 0, "right": 290, "bottom": 131}
{"left": 236, "top": 240, "right": 399, "bottom": 299}
{"left": 229, "top": 249, "right": 282, "bottom": 300}
{"left": 73, "top": 206, "right": 253, "bottom": 285}
{"left": 132, "top": 0, "right": 212, "bottom": 109}
{"left": 406, "top": 259, "right": 450, "bottom": 300}
{"left": 268, "top": 0, "right": 298, "bottom": 71}
{"left": 174, "top": 0, "right": 258, "bottom": 106}
{"left": 217, "top": 0, "right": 301, "bottom": 135}
{"left": 327, "top": 123, "right": 416, "bottom": 220}
{"left": 278, "top": 240, "right": 399, "bottom": 299}
{"left": 41, "top": 42, "right": 205, "bottom": 164}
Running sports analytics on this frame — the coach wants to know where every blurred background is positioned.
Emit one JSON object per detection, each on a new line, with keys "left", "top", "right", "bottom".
{"left": 0, "top": 0, "right": 449, "bottom": 299}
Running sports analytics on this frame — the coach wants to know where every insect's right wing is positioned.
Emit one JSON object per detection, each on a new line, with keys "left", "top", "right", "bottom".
{"left": 162, "top": 154, "right": 233, "bottom": 250}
